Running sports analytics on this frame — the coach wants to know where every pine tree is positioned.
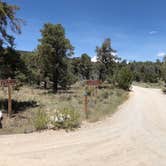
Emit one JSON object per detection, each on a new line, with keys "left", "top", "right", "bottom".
{"left": 37, "top": 23, "right": 74, "bottom": 92}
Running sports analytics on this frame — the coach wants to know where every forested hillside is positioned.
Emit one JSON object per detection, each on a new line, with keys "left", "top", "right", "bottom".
{"left": 14, "top": 49, "right": 166, "bottom": 90}
{"left": 0, "top": 1, "right": 165, "bottom": 90}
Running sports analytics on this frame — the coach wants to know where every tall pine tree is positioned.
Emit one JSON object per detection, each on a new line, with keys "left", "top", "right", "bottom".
{"left": 96, "top": 38, "right": 117, "bottom": 81}
{"left": 37, "top": 23, "right": 74, "bottom": 92}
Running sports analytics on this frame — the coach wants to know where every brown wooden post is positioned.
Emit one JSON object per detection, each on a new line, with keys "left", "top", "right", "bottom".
{"left": 85, "top": 95, "right": 88, "bottom": 119}
{"left": 84, "top": 92, "right": 88, "bottom": 119}
{"left": 0, "top": 78, "right": 15, "bottom": 117}
{"left": 8, "top": 78, "right": 12, "bottom": 117}
{"left": 94, "top": 86, "right": 97, "bottom": 104}
{"left": 95, "top": 86, "right": 98, "bottom": 97}
{"left": 93, "top": 85, "right": 95, "bottom": 97}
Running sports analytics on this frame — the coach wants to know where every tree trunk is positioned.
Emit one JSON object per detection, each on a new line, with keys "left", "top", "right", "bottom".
{"left": 37, "top": 80, "right": 40, "bottom": 86}
{"left": 44, "top": 81, "right": 47, "bottom": 89}
{"left": 53, "top": 81, "right": 58, "bottom": 93}
{"left": 53, "top": 72, "right": 58, "bottom": 93}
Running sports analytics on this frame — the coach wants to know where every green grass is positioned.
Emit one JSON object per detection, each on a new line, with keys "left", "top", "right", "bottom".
{"left": 0, "top": 82, "right": 128, "bottom": 134}
{"left": 33, "top": 108, "right": 49, "bottom": 131}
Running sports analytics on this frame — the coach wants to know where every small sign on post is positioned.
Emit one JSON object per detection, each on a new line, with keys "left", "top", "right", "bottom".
{"left": 0, "top": 78, "right": 16, "bottom": 117}
{"left": 87, "top": 80, "right": 101, "bottom": 86}
{"left": 87, "top": 80, "right": 101, "bottom": 97}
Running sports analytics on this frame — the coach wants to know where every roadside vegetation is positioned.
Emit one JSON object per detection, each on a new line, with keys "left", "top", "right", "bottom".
{"left": 0, "top": 83, "right": 128, "bottom": 134}
{"left": 133, "top": 81, "right": 165, "bottom": 89}
{"left": 130, "top": 61, "right": 166, "bottom": 90}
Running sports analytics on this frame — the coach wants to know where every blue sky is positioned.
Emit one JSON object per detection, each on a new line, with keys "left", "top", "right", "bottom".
{"left": 5, "top": 0, "right": 166, "bottom": 61}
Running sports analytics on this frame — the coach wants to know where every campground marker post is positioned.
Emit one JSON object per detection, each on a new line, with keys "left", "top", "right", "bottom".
{"left": 0, "top": 78, "right": 16, "bottom": 117}
{"left": 84, "top": 80, "right": 101, "bottom": 118}
{"left": 87, "top": 80, "right": 101, "bottom": 103}
{"left": 84, "top": 91, "right": 88, "bottom": 119}
{"left": 87, "top": 80, "right": 100, "bottom": 97}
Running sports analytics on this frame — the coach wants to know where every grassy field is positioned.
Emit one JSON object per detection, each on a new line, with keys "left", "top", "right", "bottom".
{"left": 133, "top": 81, "right": 165, "bottom": 89}
{"left": 0, "top": 82, "right": 128, "bottom": 134}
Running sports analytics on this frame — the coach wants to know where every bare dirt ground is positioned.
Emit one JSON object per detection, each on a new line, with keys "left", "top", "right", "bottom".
{"left": 1, "top": 86, "right": 166, "bottom": 166}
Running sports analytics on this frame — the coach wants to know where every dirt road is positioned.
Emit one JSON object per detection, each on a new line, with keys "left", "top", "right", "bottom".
{"left": 1, "top": 86, "right": 166, "bottom": 166}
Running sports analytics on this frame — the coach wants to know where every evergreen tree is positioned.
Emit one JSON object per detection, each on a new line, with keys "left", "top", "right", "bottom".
{"left": 96, "top": 38, "right": 117, "bottom": 81}
{"left": 79, "top": 53, "right": 92, "bottom": 80}
{"left": 0, "top": 1, "right": 22, "bottom": 48}
{"left": 0, "top": 48, "right": 25, "bottom": 79}
{"left": 0, "top": 1, "right": 24, "bottom": 79}
{"left": 115, "top": 67, "right": 133, "bottom": 90}
{"left": 37, "top": 23, "right": 74, "bottom": 92}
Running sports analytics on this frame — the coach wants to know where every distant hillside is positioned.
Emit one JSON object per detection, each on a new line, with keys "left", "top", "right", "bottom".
{"left": 17, "top": 50, "right": 33, "bottom": 55}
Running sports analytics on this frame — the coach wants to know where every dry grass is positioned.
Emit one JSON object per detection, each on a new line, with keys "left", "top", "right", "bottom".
{"left": 133, "top": 81, "right": 164, "bottom": 89}
{"left": 87, "top": 87, "right": 128, "bottom": 122}
{"left": 0, "top": 82, "right": 128, "bottom": 134}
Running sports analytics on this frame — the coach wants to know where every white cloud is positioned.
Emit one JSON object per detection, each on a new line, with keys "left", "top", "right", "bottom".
{"left": 91, "top": 56, "right": 97, "bottom": 62}
{"left": 149, "top": 31, "right": 158, "bottom": 35}
{"left": 91, "top": 52, "right": 118, "bottom": 62}
{"left": 112, "top": 52, "right": 118, "bottom": 56}
{"left": 157, "top": 52, "right": 166, "bottom": 57}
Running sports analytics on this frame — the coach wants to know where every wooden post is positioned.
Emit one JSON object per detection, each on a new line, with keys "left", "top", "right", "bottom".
{"left": 93, "top": 86, "right": 95, "bottom": 97}
{"left": 95, "top": 86, "right": 98, "bottom": 97}
{"left": 85, "top": 95, "right": 88, "bottom": 119}
{"left": 7, "top": 78, "right": 12, "bottom": 117}
{"left": 84, "top": 91, "right": 88, "bottom": 119}
{"left": 0, "top": 78, "right": 15, "bottom": 118}
{"left": 94, "top": 86, "right": 97, "bottom": 104}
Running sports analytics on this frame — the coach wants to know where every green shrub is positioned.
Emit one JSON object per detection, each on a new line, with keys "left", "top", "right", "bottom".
{"left": 115, "top": 67, "right": 133, "bottom": 90}
{"left": 50, "top": 108, "right": 80, "bottom": 131}
{"left": 84, "top": 86, "right": 93, "bottom": 96}
{"left": 162, "top": 87, "right": 166, "bottom": 94}
{"left": 59, "top": 94, "right": 72, "bottom": 101}
{"left": 101, "top": 90, "right": 109, "bottom": 99}
{"left": 34, "top": 109, "right": 49, "bottom": 131}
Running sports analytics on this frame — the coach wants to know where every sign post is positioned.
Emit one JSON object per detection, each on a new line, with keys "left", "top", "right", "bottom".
{"left": 84, "top": 91, "right": 88, "bottom": 119}
{"left": 83, "top": 80, "right": 101, "bottom": 118}
{"left": 8, "top": 81, "right": 12, "bottom": 117}
{"left": 0, "top": 78, "right": 16, "bottom": 117}
{"left": 87, "top": 80, "right": 101, "bottom": 97}
{"left": 87, "top": 80, "right": 101, "bottom": 86}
